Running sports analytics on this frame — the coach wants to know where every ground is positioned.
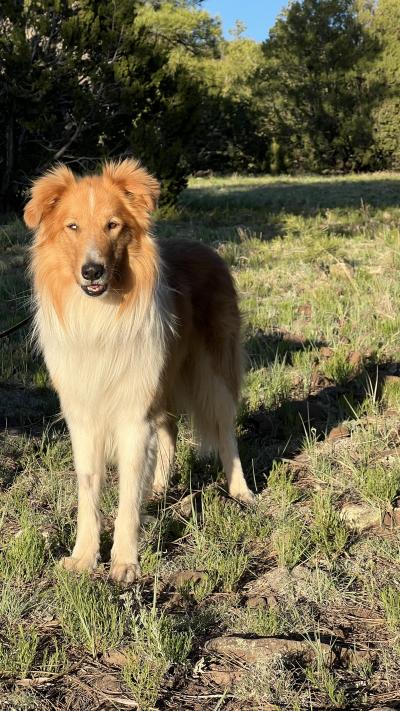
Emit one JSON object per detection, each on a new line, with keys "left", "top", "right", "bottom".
{"left": 1, "top": 173, "right": 400, "bottom": 710}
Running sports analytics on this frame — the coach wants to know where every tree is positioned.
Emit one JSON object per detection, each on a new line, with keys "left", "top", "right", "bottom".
{"left": 260, "top": 0, "right": 380, "bottom": 172}
{"left": 0, "top": 0, "right": 221, "bottom": 209}
{"left": 368, "top": 0, "right": 400, "bottom": 168}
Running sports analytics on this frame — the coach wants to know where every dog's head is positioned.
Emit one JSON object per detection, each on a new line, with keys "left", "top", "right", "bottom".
{"left": 25, "top": 159, "right": 160, "bottom": 300}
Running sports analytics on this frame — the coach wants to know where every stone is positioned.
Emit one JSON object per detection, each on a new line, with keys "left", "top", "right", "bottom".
{"left": 206, "top": 635, "right": 333, "bottom": 665}
{"left": 327, "top": 424, "right": 350, "bottom": 441}
{"left": 246, "top": 596, "right": 267, "bottom": 609}
{"left": 340, "top": 503, "right": 381, "bottom": 532}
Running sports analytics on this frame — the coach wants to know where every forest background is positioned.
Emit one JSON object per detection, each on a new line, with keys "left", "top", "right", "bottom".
{"left": 1, "top": 0, "right": 399, "bottom": 208}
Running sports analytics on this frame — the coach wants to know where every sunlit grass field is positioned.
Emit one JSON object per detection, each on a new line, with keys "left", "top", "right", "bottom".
{"left": 2, "top": 172, "right": 400, "bottom": 709}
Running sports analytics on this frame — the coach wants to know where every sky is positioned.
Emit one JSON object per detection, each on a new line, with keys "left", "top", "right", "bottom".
{"left": 202, "top": 0, "right": 287, "bottom": 43}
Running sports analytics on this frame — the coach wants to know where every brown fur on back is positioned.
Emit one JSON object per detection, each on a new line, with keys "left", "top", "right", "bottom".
{"left": 160, "top": 239, "right": 243, "bottom": 405}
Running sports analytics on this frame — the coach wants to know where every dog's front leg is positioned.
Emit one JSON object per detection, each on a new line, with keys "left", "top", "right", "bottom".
{"left": 61, "top": 421, "right": 104, "bottom": 572}
{"left": 110, "top": 417, "right": 154, "bottom": 583}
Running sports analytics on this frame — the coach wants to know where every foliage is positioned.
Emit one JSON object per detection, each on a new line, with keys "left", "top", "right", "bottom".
{"left": 260, "top": 0, "right": 381, "bottom": 172}
{"left": 0, "top": 0, "right": 215, "bottom": 208}
{"left": 366, "top": 0, "right": 400, "bottom": 168}
{"left": 1, "top": 0, "right": 400, "bottom": 206}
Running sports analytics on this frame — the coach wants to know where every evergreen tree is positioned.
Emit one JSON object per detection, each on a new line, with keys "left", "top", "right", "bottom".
{"left": 369, "top": 0, "right": 400, "bottom": 168}
{"left": 260, "top": 0, "right": 380, "bottom": 172}
{"left": 0, "top": 0, "right": 219, "bottom": 209}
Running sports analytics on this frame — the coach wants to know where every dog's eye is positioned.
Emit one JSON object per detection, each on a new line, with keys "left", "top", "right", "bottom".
{"left": 67, "top": 223, "right": 78, "bottom": 231}
{"left": 108, "top": 221, "right": 119, "bottom": 230}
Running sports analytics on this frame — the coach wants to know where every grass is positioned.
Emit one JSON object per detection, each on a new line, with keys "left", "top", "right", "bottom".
{"left": 2, "top": 171, "right": 400, "bottom": 707}
{"left": 54, "top": 569, "right": 126, "bottom": 656}
{"left": 123, "top": 605, "right": 193, "bottom": 710}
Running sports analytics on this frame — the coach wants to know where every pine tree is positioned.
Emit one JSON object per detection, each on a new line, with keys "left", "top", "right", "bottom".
{"left": 260, "top": 0, "right": 380, "bottom": 172}
{"left": 369, "top": 0, "right": 400, "bottom": 168}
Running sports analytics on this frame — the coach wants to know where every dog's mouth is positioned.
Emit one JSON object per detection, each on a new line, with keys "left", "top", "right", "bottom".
{"left": 81, "top": 283, "right": 108, "bottom": 297}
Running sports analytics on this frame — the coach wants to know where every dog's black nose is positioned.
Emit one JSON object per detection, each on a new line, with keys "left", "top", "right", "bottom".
{"left": 81, "top": 262, "right": 105, "bottom": 281}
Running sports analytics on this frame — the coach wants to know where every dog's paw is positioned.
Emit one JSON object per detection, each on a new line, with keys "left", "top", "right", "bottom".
{"left": 229, "top": 487, "right": 256, "bottom": 506}
{"left": 110, "top": 561, "right": 141, "bottom": 584}
{"left": 59, "top": 552, "right": 99, "bottom": 573}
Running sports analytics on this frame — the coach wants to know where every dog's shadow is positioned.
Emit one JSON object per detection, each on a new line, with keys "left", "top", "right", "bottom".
{"left": 169, "top": 329, "right": 395, "bottom": 497}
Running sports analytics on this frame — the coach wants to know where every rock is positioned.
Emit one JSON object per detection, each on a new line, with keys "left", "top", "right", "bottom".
{"left": 206, "top": 635, "right": 369, "bottom": 667}
{"left": 205, "top": 635, "right": 334, "bottom": 665}
{"left": 246, "top": 596, "right": 267, "bottom": 609}
{"left": 340, "top": 503, "right": 381, "bottom": 532}
{"left": 102, "top": 648, "right": 130, "bottom": 667}
{"left": 101, "top": 649, "right": 128, "bottom": 668}
{"left": 244, "top": 565, "right": 308, "bottom": 599}
{"left": 348, "top": 351, "right": 363, "bottom": 369}
{"left": 244, "top": 567, "right": 291, "bottom": 598}
{"left": 92, "top": 672, "right": 124, "bottom": 694}
{"left": 327, "top": 424, "right": 350, "bottom": 441}
{"left": 169, "top": 570, "right": 206, "bottom": 589}
{"left": 206, "top": 668, "right": 243, "bottom": 687}
{"left": 266, "top": 594, "right": 279, "bottom": 609}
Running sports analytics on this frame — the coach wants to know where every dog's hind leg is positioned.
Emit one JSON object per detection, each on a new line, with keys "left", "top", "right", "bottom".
{"left": 217, "top": 416, "right": 255, "bottom": 505}
{"left": 190, "top": 362, "right": 254, "bottom": 504}
{"left": 209, "top": 375, "right": 254, "bottom": 504}
{"left": 152, "top": 417, "right": 177, "bottom": 496}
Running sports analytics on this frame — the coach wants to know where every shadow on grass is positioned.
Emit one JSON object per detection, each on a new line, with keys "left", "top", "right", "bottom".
{"left": 237, "top": 332, "right": 399, "bottom": 493}
{"left": 246, "top": 328, "right": 327, "bottom": 368}
{"left": 0, "top": 382, "right": 59, "bottom": 434}
{"left": 182, "top": 178, "right": 400, "bottom": 216}
{"left": 161, "top": 333, "right": 396, "bottom": 498}
{"left": 0, "top": 333, "right": 397, "bottom": 502}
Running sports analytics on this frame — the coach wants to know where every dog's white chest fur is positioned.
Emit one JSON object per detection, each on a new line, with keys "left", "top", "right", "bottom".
{"left": 36, "top": 289, "right": 166, "bottom": 428}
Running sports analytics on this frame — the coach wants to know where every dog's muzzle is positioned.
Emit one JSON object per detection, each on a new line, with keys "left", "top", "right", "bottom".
{"left": 80, "top": 261, "right": 108, "bottom": 297}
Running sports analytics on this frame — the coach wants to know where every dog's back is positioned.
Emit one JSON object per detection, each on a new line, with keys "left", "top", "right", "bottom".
{"left": 157, "top": 239, "right": 243, "bottom": 452}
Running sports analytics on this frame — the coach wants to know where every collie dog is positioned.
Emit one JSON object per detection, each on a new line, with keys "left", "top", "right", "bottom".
{"left": 24, "top": 159, "right": 253, "bottom": 582}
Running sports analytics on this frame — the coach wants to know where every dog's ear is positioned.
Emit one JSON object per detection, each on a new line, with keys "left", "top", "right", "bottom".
{"left": 102, "top": 159, "right": 160, "bottom": 213}
{"left": 24, "top": 165, "right": 76, "bottom": 229}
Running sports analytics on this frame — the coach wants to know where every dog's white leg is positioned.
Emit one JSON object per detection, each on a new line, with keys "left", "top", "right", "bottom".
{"left": 110, "top": 417, "right": 154, "bottom": 583}
{"left": 218, "top": 427, "right": 255, "bottom": 505}
{"left": 61, "top": 422, "right": 104, "bottom": 572}
{"left": 152, "top": 420, "right": 177, "bottom": 496}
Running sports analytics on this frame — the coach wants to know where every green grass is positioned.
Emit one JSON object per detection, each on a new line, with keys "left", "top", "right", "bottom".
{"left": 310, "top": 491, "right": 349, "bottom": 560}
{"left": 55, "top": 569, "right": 126, "bottom": 656}
{"left": 381, "top": 586, "right": 400, "bottom": 632}
{"left": 272, "top": 515, "right": 311, "bottom": 568}
{"left": 2, "top": 172, "right": 400, "bottom": 708}
{"left": 123, "top": 606, "right": 193, "bottom": 710}
{"left": 0, "top": 521, "right": 47, "bottom": 582}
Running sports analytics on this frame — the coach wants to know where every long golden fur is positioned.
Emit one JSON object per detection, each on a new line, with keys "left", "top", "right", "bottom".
{"left": 25, "top": 159, "right": 253, "bottom": 582}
